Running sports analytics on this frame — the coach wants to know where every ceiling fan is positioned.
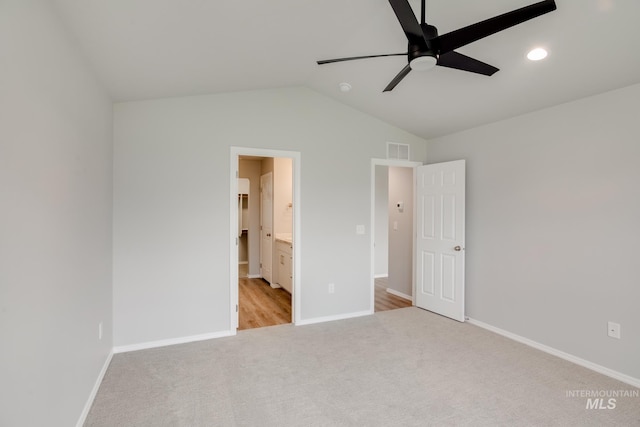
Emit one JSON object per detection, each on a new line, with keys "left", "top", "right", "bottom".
{"left": 317, "top": 0, "right": 557, "bottom": 91}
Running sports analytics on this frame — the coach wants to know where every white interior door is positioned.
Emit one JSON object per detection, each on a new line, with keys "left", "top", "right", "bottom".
{"left": 260, "top": 172, "right": 273, "bottom": 284}
{"left": 415, "top": 160, "right": 465, "bottom": 322}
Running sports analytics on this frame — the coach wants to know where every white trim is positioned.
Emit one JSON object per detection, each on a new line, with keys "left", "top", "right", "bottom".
{"left": 296, "top": 310, "right": 372, "bottom": 326}
{"left": 238, "top": 261, "right": 248, "bottom": 265}
{"left": 75, "top": 350, "right": 113, "bottom": 427}
{"left": 386, "top": 288, "right": 412, "bottom": 302}
{"left": 370, "top": 158, "right": 422, "bottom": 314}
{"left": 466, "top": 317, "right": 640, "bottom": 389}
{"left": 230, "top": 151, "right": 239, "bottom": 331}
{"left": 374, "top": 274, "right": 388, "bottom": 279}
{"left": 247, "top": 274, "right": 262, "bottom": 279}
{"left": 113, "top": 330, "right": 234, "bottom": 354}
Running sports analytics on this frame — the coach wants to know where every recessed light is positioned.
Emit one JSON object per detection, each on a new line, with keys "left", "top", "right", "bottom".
{"left": 527, "top": 47, "right": 548, "bottom": 61}
{"left": 339, "top": 82, "right": 352, "bottom": 92}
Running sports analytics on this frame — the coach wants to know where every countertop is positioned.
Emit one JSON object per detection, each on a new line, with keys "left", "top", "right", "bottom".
{"left": 275, "top": 233, "right": 292, "bottom": 245}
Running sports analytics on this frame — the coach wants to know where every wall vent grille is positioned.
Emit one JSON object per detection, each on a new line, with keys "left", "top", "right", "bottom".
{"left": 387, "top": 142, "right": 410, "bottom": 160}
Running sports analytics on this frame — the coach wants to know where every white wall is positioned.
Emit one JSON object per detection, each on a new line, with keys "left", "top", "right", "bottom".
{"left": 387, "top": 167, "right": 414, "bottom": 297}
{"left": 426, "top": 83, "right": 640, "bottom": 381}
{"left": 113, "top": 87, "right": 427, "bottom": 346}
{"left": 273, "top": 157, "right": 293, "bottom": 237}
{"left": 0, "top": 1, "right": 113, "bottom": 426}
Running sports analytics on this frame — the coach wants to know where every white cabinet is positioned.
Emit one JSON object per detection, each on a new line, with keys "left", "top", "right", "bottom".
{"left": 239, "top": 194, "right": 248, "bottom": 231}
{"left": 276, "top": 240, "right": 292, "bottom": 294}
{"left": 238, "top": 178, "right": 250, "bottom": 263}
{"left": 237, "top": 178, "right": 249, "bottom": 235}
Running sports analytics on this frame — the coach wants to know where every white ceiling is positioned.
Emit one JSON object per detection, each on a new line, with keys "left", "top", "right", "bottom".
{"left": 53, "top": 0, "right": 640, "bottom": 139}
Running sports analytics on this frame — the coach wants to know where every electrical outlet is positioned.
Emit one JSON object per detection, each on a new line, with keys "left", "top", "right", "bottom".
{"left": 99, "top": 322, "right": 103, "bottom": 340}
{"left": 328, "top": 283, "right": 335, "bottom": 294}
{"left": 607, "top": 321, "right": 621, "bottom": 339}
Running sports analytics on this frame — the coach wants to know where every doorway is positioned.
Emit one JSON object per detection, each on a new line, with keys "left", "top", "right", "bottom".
{"left": 371, "top": 159, "right": 467, "bottom": 322}
{"left": 230, "top": 148, "right": 301, "bottom": 332}
{"left": 372, "top": 160, "right": 420, "bottom": 312}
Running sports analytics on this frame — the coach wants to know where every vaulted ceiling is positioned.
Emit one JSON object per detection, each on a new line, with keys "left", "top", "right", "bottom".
{"left": 53, "top": 0, "right": 640, "bottom": 139}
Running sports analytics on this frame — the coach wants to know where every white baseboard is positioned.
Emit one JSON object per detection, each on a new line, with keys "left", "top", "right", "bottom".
{"left": 466, "top": 317, "right": 640, "bottom": 389}
{"left": 238, "top": 261, "right": 248, "bottom": 265}
{"left": 374, "top": 274, "right": 388, "bottom": 279}
{"left": 76, "top": 349, "right": 113, "bottom": 427}
{"left": 113, "top": 330, "right": 235, "bottom": 354}
{"left": 296, "top": 310, "right": 372, "bottom": 326}
{"left": 247, "top": 274, "right": 261, "bottom": 279}
{"left": 386, "top": 288, "right": 412, "bottom": 301}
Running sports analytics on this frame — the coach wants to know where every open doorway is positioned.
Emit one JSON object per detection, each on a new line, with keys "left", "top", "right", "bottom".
{"left": 371, "top": 160, "right": 421, "bottom": 312}
{"left": 230, "top": 148, "right": 301, "bottom": 332}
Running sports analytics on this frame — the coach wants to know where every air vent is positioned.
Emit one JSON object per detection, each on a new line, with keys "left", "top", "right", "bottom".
{"left": 387, "top": 142, "right": 410, "bottom": 161}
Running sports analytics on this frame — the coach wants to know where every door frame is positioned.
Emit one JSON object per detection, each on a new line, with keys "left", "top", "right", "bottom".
{"left": 230, "top": 147, "right": 302, "bottom": 330}
{"left": 370, "top": 158, "right": 422, "bottom": 313}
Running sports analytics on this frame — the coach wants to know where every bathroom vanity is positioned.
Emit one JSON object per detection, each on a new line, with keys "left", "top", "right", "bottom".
{"left": 275, "top": 234, "right": 292, "bottom": 294}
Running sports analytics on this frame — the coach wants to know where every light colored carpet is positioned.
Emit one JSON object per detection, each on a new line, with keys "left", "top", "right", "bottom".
{"left": 86, "top": 308, "right": 640, "bottom": 426}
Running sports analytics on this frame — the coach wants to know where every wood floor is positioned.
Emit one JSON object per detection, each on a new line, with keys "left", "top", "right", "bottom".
{"left": 238, "top": 276, "right": 292, "bottom": 330}
{"left": 374, "top": 276, "right": 412, "bottom": 312}
{"left": 238, "top": 269, "right": 411, "bottom": 330}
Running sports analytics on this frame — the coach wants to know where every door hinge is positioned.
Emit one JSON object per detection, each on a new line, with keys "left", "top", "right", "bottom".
{"left": 236, "top": 304, "right": 238, "bottom": 313}
{"left": 235, "top": 237, "right": 238, "bottom": 245}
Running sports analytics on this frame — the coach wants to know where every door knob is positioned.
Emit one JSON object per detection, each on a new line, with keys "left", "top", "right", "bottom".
{"left": 454, "top": 246, "right": 462, "bottom": 251}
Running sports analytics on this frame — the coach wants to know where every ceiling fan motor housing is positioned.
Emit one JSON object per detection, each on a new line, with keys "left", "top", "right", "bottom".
{"left": 411, "top": 24, "right": 438, "bottom": 58}
{"left": 409, "top": 23, "right": 438, "bottom": 69}
{"left": 421, "top": 23, "right": 438, "bottom": 40}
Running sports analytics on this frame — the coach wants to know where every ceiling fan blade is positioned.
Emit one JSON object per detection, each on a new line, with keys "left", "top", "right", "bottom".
{"left": 388, "top": 0, "right": 426, "bottom": 45}
{"left": 317, "top": 53, "right": 406, "bottom": 65}
{"left": 383, "top": 64, "right": 412, "bottom": 92}
{"left": 432, "top": 0, "right": 556, "bottom": 55}
{"left": 437, "top": 51, "right": 499, "bottom": 76}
